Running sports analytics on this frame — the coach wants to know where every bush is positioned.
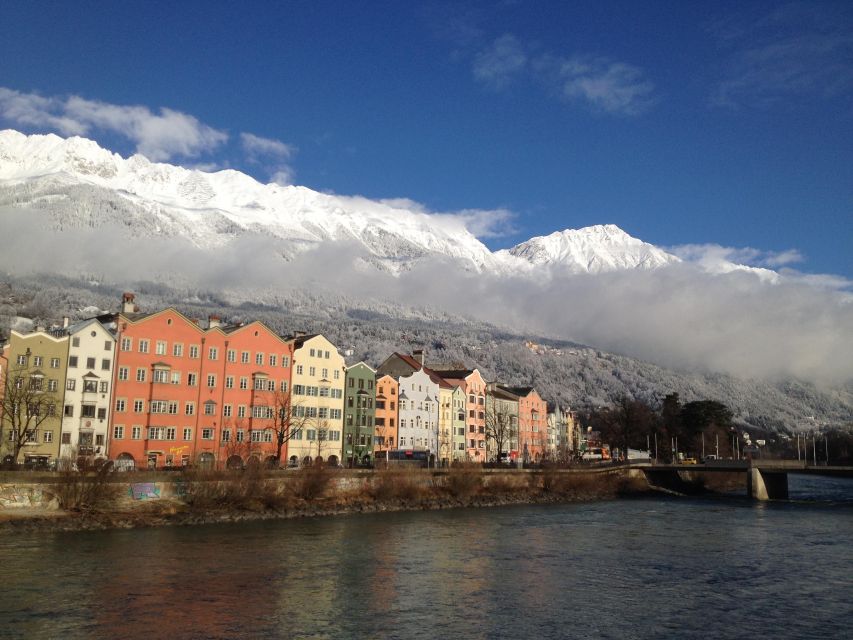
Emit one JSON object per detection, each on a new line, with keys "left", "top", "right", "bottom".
{"left": 444, "top": 464, "right": 483, "bottom": 498}
{"left": 368, "top": 468, "right": 426, "bottom": 502}
{"left": 484, "top": 474, "right": 524, "bottom": 495}
{"left": 180, "top": 467, "right": 295, "bottom": 511}
{"left": 51, "top": 464, "right": 120, "bottom": 512}
{"left": 292, "top": 465, "right": 332, "bottom": 501}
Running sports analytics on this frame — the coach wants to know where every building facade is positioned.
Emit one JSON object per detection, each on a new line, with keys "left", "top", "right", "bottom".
{"left": 60, "top": 319, "right": 115, "bottom": 465}
{"left": 344, "top": 362, "right": 376, "bottom": 466}
{"left": 373, "top": 374, "right": 398, "bottom": 455}
{"left": 286, "top": 334, "right": 345, "bottom": 465}
{"left": 396, "top": 368, "right": 439, "bottom": 456}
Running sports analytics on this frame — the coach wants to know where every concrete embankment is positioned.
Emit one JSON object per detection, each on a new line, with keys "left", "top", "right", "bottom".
{"left": 0, "top": 467, "right": 653, "bottom": 532}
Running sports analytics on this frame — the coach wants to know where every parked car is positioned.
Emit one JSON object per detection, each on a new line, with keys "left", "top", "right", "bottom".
{"left": 682, "top": 457, "right": 698, "bottom": 465}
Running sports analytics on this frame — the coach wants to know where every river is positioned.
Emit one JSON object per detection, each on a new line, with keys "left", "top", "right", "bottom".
{"left": 1, "top": 475, "right": 851, "bottom": 639}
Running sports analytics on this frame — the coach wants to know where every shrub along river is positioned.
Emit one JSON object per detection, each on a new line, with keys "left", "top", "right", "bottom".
{"left": 0, "top": 475, "right": 850, "bottom": 639}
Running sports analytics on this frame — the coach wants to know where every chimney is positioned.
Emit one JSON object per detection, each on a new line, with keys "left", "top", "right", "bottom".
{"left": 208, "top": 314, "right": 221, "bottom": 329}
{"left": 62, "top": 316, "right": 69, "bottom": 329}
{"left": 413, "top": 349, "right": 425, "bottom": 366}
{"left": 121, "top": 292, "right": 137, "bottom": 314}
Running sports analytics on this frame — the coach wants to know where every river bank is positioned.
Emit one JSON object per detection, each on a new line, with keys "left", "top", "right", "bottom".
{"left": 0, "top": 466, "right": 655, "bottom": 533}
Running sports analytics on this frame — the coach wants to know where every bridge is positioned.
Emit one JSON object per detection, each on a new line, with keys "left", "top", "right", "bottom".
{"left": 636, "top": 460, "right": 853, "bottom": 500}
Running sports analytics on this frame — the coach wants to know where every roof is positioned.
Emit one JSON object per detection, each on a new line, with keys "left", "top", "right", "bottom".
{"left": 387, "top": 352, "right": 452, "bottom": 389}
{"left": 429, "top": 368, "right": 476, "bottom": 380}
{"left": 502, "top": 386, "right": 537, "bottom": 398}
{"left": 288, "top": 333, "right": 321, "bottom": 349}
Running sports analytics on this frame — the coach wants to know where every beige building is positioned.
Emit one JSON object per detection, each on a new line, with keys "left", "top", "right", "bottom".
{"left": 60, "top": 319, "right": 116, "bottom": 465}
{"left": 1, "top": 330, "right": 68, "bottom": 466}
{"left": 285, "top": 334, "right": 346, "bottom": 465}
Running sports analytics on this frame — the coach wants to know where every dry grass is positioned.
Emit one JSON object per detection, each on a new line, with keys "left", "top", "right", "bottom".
{"left": 51, "top": 464, "right": 121, "bottom": 512}
{"left": 443, "top": 464, "right": 484, "bottom": 498}
{"left": 368, "top": 468, "right": 427, "bottom": 501}
{"left": 180, "top": 467, "right": 296, "bottom": 511}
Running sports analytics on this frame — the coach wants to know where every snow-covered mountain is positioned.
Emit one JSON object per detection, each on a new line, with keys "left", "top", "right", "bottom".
{"left": 499, "top": 224, "right": 680, "bottom": 273}
{"left": 0, "top": 129, "right": 705, "bottom": 276}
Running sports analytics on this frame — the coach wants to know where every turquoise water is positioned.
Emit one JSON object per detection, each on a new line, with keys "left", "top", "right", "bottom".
{"left": 1, "top": 475, "right": 851, "bottom": 639}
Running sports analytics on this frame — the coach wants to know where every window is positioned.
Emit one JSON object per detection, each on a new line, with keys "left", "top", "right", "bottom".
{"left": 64, "top": 405, "right": 74, "bottom": 417}
{"left": 254, "top": 377, "right": 266, "bottom": 391}
{"left": 204, "top": 401, "right": 216, "bottom": 416}
{"left": 330, "top": 409, "right": 342, "bottom": 420}
{"left": 241, "top": 351, "right": 250, "bottom": 364}
{"left": 173, "top": 343, "right": 183, "bottom": 357}
{"left": 148, "top": 427, "right": 165, "bottom": 440}
{"left": 121, "top": 337, "right": 132, "bottom": 351}
{"left": 309, "top": 366, "right": 315, "bottom": 377}
{"left": 171, "top": 372, "right": 181, "bottom": 385}
{"left": 48, "top": 379, "right": 58, "bottom": 392}
{"left": 238, "top": 405, "right": 246, "bottom": 418}
{"left": 15, "top": 354, "right": 27, "bottom": 366}
{"left": 236, "top": 429, "right": 245, "bottom": 442}
{"left": 185, "top": 402, "right": 195, "bottom": 416}
{"left": 118, "top": 367, "right": 129, "bottom": 381}
{"left": 166, "top": 428, "right": 176, "bottom": 441}
{"left": 269, "top": 354, "right": 277, "bottom": 366}
{"left": 69, "top": 356, "right": 78, "bottom": 368}
{"left": 239, "top": 376, "right": 248, "bottom": 390}
{"left": 115, "top": 399, "right": 126, "bottom": 412}
{"left": 139, "top": 339, "right": 149, "bottom": 354}
{"left": 43, "top": 431, "right": 53, "bottom": 443}
{"left": 72, "top": 337, "right": 80, "bottom": 348}
{"left": 66, "top": 379, "right": 76, "bottom": 391}
{"left": 223, "top": 404, "right": 232, "bottom": 417}
{"left": 280, "top": 381, "right": 288, "bottom": 392}
{"left": 206, "top": 374, "right": 216, "bottom": 388}
{"left": 136, "top": 368, "right": 146, "bottom": 382}
{"left": 187, "top": 373, "right": 197, "bottom": 386}
{"left": 322, "top": 368, "right": 329, "bottom": 379}
{"left": 81, "top": 404, "right": 96, "bottom": 418}
{"left": 156, "top": 341, "right": 167, "bottom": 355}
{"left": 202, "top": 428, "right": 214, "bottom": 440}
{"left": 225, "top": 376, "right": 234, "bottom": 389}
{"left": 221, "top": 429, "right": 231, "bottom": 442}
{"left": 282, "top": 356, "right": 290, "bottom": 367}
{"left": 131, "top": 426, "right": 141, "bottom": 440}
{"left": 150, "top": 400, "right": 168, "bottom": 414}
{"left": 296, "top": 365, "right": 303, "bottom": 375}
{"left": 189, "top": 345, "right": 199, "bottom": 359}
{"left": 113, "top": 425, "right": 124, "bottom": 439}
{"left": 83, "top": 379, "right": 98, "bottom": 393}
{"left": 256, "top": 353, "right": 264, "bottom": 365}
{"left": 183, "top": 427, "right": 192, "bottom": 441}
{"left": 325, "top": 351, "right": 330, "bottom": 359}
{"left": 167, "top": 401, "right": 178, "bottom": 415}
{"left": 153, "top": 369, "right": 170, "bottom": 383}
{"left": 267, "top": 380, "right": 275, "bottom": 391}
{"left": 227, "top": 349, "right": 236, "bottom": 362}
{"left": 50, "top": 357, "right": 60, "bottom": 368}
{"left": 104, "top": 340, "right": 111, "bottom": 351}
{"left": 309, "top": 348, "right": 316, "bottom": 357}
{"left": 208, "top": 347, "right": 218, "bottom": 360}
{"left": 133, "top": 400, "right": 144, "bottom": 413}
{"left": 101, "top": 358, "right": 111, "bottom": 371}
{"left": 333, "top": 370, "right": 340, "bottom": 380}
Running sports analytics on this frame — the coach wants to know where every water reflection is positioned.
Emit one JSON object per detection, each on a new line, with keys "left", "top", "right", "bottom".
{"left": 1, "top": 480, "right": 851, "bottom": 640}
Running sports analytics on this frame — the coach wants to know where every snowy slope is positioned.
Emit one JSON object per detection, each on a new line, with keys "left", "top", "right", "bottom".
{"left": 0, "top": 129, "right": 751, "bottom": 278}
{"left": 498, "top": 224, "right": 680, "bottom": 273}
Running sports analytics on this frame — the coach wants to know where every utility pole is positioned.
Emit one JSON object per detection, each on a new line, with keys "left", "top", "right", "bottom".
{"left": 812, "top": 435, "right": 817, "bottom": 467}
{"left": 715, "top": 434, "right": 719, "bottom": 459}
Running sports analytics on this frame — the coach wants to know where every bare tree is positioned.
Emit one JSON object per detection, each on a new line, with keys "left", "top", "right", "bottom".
{"left": 1, "top": 362, "right": 62, "bottom": 463}
{"left": 265, "top": 390, "right": 314, "bottom": 465}
{"left": 485, "top": 400, "right": 516, "bottom": 462}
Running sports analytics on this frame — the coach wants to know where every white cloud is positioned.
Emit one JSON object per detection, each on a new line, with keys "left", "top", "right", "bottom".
{"left": 554, "top": 56, "right": 656, "bottom": 115}
{"left": 0, "top": 87, "right": 227, "bottom": 161}
{"left": 240, "top": 132, "right": 295, "bottom": 160}
{"left": 468, "top": 35, "right": 655, "bottom": 115}
{"left": 444, "top": 208, "right": 517, "bottom": 238}
{"left": 472, "top": 34, "right": 527, "bottom": 88}
{"left": 240, "top": 132, "right": 297, "bottom": 185}
{"left": 711, "top": 5, "right": 853, "bottom": 107}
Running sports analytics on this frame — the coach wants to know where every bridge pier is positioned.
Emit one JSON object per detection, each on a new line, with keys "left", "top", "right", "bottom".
{"left": 748, "top": 468, "right": 788, "bottom": 500}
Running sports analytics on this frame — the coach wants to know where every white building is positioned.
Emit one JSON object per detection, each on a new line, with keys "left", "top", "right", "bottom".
{"left": 396, "top": 369, "right": 439, "bottom": 456}
{"left": 60, "top": 319, "right": 116, "bottom": 464}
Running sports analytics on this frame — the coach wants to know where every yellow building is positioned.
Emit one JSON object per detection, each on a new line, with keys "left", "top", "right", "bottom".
{"left": 285, "top": 334, "right": 346, "bottom": 466}
{"left": 1, "top": 330, "right": 68, "bottom": 466}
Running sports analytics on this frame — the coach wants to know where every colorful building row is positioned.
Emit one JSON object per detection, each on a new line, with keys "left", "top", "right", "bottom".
{"left": 1, "top": 294, "right": 570, "bottom": 469}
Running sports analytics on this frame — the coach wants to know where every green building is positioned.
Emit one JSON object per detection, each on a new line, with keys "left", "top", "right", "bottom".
{"left": 343, "top": 362, "right": 376, "bottom": 466}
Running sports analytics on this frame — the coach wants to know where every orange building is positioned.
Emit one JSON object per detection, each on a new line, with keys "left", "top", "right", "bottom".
{"left": 430, "top": 368, "right": 487, "bottom": 461}
{"left": 504, "top": 387, "right": 548, "bottom": 462}
{"left": 373, "top": 374, "right": 398, "bottom": 455}
{"left": 106, "top": 294, "right": 292, "bottom": 470}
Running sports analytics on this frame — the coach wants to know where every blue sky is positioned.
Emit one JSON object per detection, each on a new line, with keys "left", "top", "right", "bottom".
{"left": 1, "top": 0, "right": 851, "bottom": 278}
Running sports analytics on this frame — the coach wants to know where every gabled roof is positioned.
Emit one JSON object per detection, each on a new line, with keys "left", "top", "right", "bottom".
{"left": 502, "top": 385, "right": 538, "bottom": 398}
{"left": 490, "top": 386, "right": 519, "bottom": 402}
{"left": 389, "top": 352, "right": 453, "bottom": 389}
{"left": 288, "top": 333, "right": 321, "bottom": 349}
{"left": 430, "top": 368, "right": 477, "bottom": 380}
{"left": 346, "top": 361, "right": 377, "bottom": 374}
